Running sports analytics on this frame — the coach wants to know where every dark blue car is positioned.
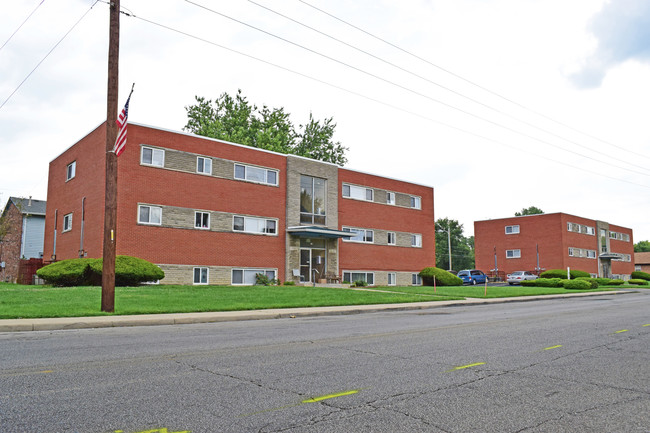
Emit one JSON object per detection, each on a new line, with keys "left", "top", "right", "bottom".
{"left": 457, "top": 269, "right": 488, "bottom": 285}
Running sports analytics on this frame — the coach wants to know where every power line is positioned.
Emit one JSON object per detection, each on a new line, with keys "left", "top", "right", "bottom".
{"left": 0, "top": 0, "right": 46, "bottom": 52}
{"left": 298, "top": 0, "right": 650, "bottom": 163}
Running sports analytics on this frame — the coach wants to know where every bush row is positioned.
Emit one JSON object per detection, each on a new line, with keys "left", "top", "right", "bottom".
{"left": 631, "top": 271, "right": 650, "bottom": 281}
{"left": 418, "top": 267, "right": 463, "bottom": 286}
{"left": 521, "top": 276, "right": 627, "bottom": 289}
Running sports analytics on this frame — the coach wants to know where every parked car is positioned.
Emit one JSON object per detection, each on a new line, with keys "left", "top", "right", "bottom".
{"left": 457, "top": 269, "right": 488, "bottom": 285}
{"left": 507, "top": 271, "right": 538, "bottom": 285}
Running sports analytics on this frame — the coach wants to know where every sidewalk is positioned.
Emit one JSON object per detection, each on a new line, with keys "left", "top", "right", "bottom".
{"left": 0, "top": 290, "right": 628, "bottom": 332}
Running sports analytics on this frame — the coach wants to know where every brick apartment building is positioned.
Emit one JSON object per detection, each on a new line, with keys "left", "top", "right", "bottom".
{"left": 44, "top": 122, "right": 435, "bottom": 285}
{"left": 475, "top": 213, "right": 634, "bottom": 279}
{"left": 635, "top": 252, "right": 650, "bottom": 273}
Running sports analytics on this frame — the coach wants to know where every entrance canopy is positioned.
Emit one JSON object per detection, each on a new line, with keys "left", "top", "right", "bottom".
{"left": 287, "top": 226, "right": 354, "bottom": 239}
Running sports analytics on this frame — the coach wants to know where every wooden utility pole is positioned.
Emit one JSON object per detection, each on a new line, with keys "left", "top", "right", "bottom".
{"left": 102, "top": 0, "right": 120, "bottom": 312}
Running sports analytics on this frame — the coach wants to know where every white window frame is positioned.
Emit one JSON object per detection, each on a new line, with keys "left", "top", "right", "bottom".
{"left": 568, "top": 247, "right": 574, "bottom": 257}
{"left": 387, "top": 272, "right": 396, "bottom": 286}
{"left": 62, "top": 213, "right": 73, "bottom": 232}
{"left": 410, "top": 196, "right": 421, "bottom": 210}
{"left": 194, "top": 211, "right": 210, "bottom": 230}
{"left": 505, "top": 225, "right": 520, "bottom": 234}
{"left": 342, "top": 271, "right": 374, "bottom": 285}
{"left": 342, "top": 227, "right": 374, "bottom": 243}
{"left": 66, "top": 161, "right": 76, "bottom": 181}
{"left": 585, "top": 226, "right": 595, "bottom": 236}
{"left": 193, "top": 267, "right": 209, "bottom": 285}
{"left": 387, "top": 232, "right": 396, "bottom": 245}
{"left": 609, "top": 231, "right": 617, "bottom": 239}
{"left": 232, "top": 215, "right": 277, "bottom": 235}
{"left": 141, "top": 146, "right": 165, "bottom": 167}
{"left": 586, "top": 250, "right": 597, "bottom": 259}
{"left": 342, "top": 184, "right": 374, "bottom": 202}
{"left": 386, "top": 192, "right": 395, "bottom": 205}
{"left": 412, "top": 274, "right": 422, "bottom": 286}
{"left": 411, "top": 234, "right": 422, "bottom": 247}
{"left": 506, "top": 249, "right": 521, "bottom": 258}
{"left": 233, "top": 163, "right": 278, "bottom": 186}
{"left": 138, "top": 205, "right": 162, "bottom": 225}
{"left": 196, "top": 156, "right": 212, "bottom": 175}
{"left": 231, "top": 268, "right": 277, "bottom": 285}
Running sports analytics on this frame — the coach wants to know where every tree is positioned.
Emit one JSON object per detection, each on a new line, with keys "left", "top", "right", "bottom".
{"left": 634, "top": 240, "right": 650, "bottom": 252}
{"left": 184, "top": 90, "right": 348, "bottom": 165}
{"left": 435, "top": 218, "right": 474, "bottom": 271}
{"left": 515, "top": 206, "right": 544, "bottom": 216}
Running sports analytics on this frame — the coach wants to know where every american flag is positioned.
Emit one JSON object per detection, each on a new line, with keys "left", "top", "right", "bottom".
{"left": 113, "top": 85, "right": 134, "bottom": 157}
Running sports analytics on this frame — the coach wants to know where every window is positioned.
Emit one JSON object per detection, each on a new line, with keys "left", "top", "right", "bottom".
{"left": 636, "top": 265, "right": 642, "bottom": 271}
{"left": 506, "top": 249, "right": 521, "bottom": 258}
{"left": 388, "top": 272, "right": 396, "bottom": 286}
{"left": 234, "top": 164, "right": 278, "bottom": 185}
{"left": 568, "top": 247, "right": 575, "bottom": 257}
{"left": 196, "top": 157, "right": 212, "bottom": 175}
{"left": 601, "top": 229, "right": 608, "bottom": 252}
{"left": 505, "top": 225, "right": 520, "bottom": 234}
{"left": 233, "top": 216, "right": 277, "bottom": 235}
{"left": 193, "top": 267, "right": 209, "bottom": 285}
{"left": 621, "top": 233, "right": 630, "bottom": 242}
{"left": 343, "top": 271, "right": 374, "bottom": 285}
{"left": 194, "top": 211, "right": 210, "bottom": 229}
{"left": 232, "top": 269, "right": 276, "bottom": 285}
{"left": 586, "top": 250, "right": 596, "bottom": 259}
{"left": 412, "top": 274, "right": 422, "bottom": 285}
{"left": 301, "top": 175, "right": 327, "bottom": 225}
{"left": 387, "top": 232, "right": 396, "bottom": 245}
{"left": 609, "top": 231, "right": 617, "bottom": 239}
{"left": 141, "top": 147, "right": 165, "bottom": 167}
{"left": 138, "top": 205, "right": 162, "bottom": 225}
{"left": 585, "top": 226, "right": 595, "bottom": 236}
{"left": 66, "top": 161, "right": 76, "bottom": 181}
{"left": 342, "top": 227, "right": 374, "bottom": 243}
{"left": 410, "top": 196, "right": 421, "bottom": 209}
{"left": 386, "top": 192, "right": 395, "bottom": 205}
{"left": 342, "top": 184, "right": 373, "bottom": 201}
{"left": 63, "top": 213, "right": 72, "bottom": 232}
{"left": 411, "top": 234, "right": 422, "bottom": 247}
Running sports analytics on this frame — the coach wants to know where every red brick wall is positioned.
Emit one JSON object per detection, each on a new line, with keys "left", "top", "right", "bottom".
{"left": 338, "top": 169, "right": 435, "bottom": 272}
{"left": 608, "top": 223, "right": 635, "bottom": 275}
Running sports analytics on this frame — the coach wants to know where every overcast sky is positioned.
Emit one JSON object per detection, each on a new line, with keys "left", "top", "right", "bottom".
{"left": 2, "top": 0, "right": 650, "bottom": 241}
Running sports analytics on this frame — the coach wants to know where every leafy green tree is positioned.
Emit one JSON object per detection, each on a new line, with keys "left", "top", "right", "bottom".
{"left": 184, "top": 90, "right": 348, "bottom": 165}
{"left": 435, "top": 218, "right": 474, "bottom": 271}
{"left": 515, "top": 206, "right": 544, "bottom": 216}
{"left": 634, "top": 240, "right": 650, "bottom": 252}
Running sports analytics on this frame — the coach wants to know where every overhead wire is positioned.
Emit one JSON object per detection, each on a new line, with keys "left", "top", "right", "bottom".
{"left": 0, "top": 0, "right": 46, "bottom": 52}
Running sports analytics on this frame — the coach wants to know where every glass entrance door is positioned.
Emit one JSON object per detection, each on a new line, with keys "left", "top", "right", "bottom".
{"left": 300, "top": 248, "right": 326, "bottom": 282}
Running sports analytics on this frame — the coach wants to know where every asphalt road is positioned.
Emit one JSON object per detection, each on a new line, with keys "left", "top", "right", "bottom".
{"left": 1, "top": 291, "right": 649, "bottom": 433}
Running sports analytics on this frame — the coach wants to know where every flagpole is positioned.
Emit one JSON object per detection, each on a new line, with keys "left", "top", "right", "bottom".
{"left": 102, "top": 0, "right": 120, "bottom": 312}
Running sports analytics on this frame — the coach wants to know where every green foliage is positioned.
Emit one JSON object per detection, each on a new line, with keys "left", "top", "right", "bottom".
{"left": 562, "top": 279, "right": 592, "bottom": 290}
{"left": 628, "top": 279, "right": 649, "bottom": 285}
{"left": 184, "top": 90, "right": 348, "bottom": 165}
{"left": 575, "top": 277, "right": 599, "bottom": 289}
{"left": 631, "top": 271, "right": 650, "bottom": 281}
{"left": 434, "top": 218, "right": 474, "bottom": 271}
{"left": 634, "top": 240, "right": 650, "bottom": 252}
{"left": 594, "top": 277, "right": 613, "bottom": 285}
{"left": 37, "top": 256, "right": 164, "bottom": 287}
{"left": 540, "top": 269, "right": 591, "bottom": 279}
{"left": 419, "top": 267, "right": 463, "bottom": 286}
{"left": 606, "top": 279, "right": 625, "bottom": 286}
{"left": 353, "top": 280, "right": 368, "bottom": 287}
{"left": 283, "top": 280, "right": 296, "bottom": 286}
{"left": 525, "top": 278, "right": 565, "bottom": 288}
{"left": 514, "top": 206, "right": 544, "bottom": 216}
{"left": 255, "top": 273, "right": 272, "bottom": 286}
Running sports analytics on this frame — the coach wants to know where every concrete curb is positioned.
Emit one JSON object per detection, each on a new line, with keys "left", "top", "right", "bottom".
{"left": 0, "top": 290, "right": 630, "bottom": 332}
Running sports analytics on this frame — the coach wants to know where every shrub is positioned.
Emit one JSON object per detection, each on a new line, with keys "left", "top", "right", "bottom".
{"left": 352, "top": 280, "right": 368, "bottom": 287}
{"left": 595, "top": 278, "right": 613, "bottom": 285}
{"left": 527, "top": 278, "right": 565, "bottom": 288}
{"left": 628, "top": 279, "right": 649, "bottom": 286}
{"left": 36, "top": 258, "right": 97, "bottom": 286}
{"left": 520, "top": 279, "right": 537, "bottom": 287}
{"left": 575, "top": 277, "right": 599, "bottom": 289}
{"left": 419, "top": 267, "right": 463, "bottom": 286}
{"left": 90, "top": 256, "right": 164, "bottom": 286}
{"left": 606, "top": 279, "right": 625, "bottom": 286}
{"left": 563, "top": 279, "right": 592, "bottom": 290}
{"left": 283, "top": 280, "right": 296, "bottom": 286}
{"left": 631, "top": 271, "right": 650, "bottom": 281}
{"left": 540, "top": 269, "right": 591, "bottom": 279}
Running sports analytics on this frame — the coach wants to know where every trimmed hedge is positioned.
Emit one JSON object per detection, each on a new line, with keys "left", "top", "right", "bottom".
{"left": 606, "top": 279, "right": 625, "bottom": 286}
{"left": 540, "top": 269, "right": 591, "bottom": 279}
{"left": 594, "top": 278, "right": 613, "bottom": 285}
{"left": 521, "top": 278, "right": 564, "bottom": 288}
{"left": 563, "top": 279, "right": 592, "bottom": 290}
{"left": 37, "top": 256, "right": 164, "bottom": 287}
{"left": 419, "top": 267, "right": 463, "bottom": 286}
{"left": 575, "top": 277, "right": 599, "bottom": 289}
{"left": 631, "top": 271, "right": 650, "bottom": 281}
{"left": 628, "top": 279, "right": 649, "bottom": 286}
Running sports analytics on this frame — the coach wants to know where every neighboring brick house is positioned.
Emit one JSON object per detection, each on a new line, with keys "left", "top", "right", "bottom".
{"left": 475, "top": 213, "right": 634, "bottom": 279}
{"left": 44, "top": 122, "right": 435, "bottom": 286}
{"left": 0, "top": 197, "right": 47, "bottom": 283}
{"left": 635, "top": 252, "right": 650, "bottom": 273}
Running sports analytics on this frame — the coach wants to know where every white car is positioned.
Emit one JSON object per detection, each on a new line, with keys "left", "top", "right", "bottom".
{"left": 507, "top": 271, "right": 538, "bottom": 285}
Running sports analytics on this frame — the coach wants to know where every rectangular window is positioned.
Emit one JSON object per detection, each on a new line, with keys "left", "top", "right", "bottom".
{"left": 386, "top": 192, "right": 395, "bottom": 205}
{"left": 387, "top": 232, "right": 396, "bottom": 245}
{"left": 300, "top": 175, "right": 327, "bottom": 225}
{"left": 193, "top": 267, "right": 209, "bottom": 285}
{"left": 141, "top": 147, "right": 165, "bottom": 167}
{"left": 233, "top": 164, "right": 278, "bottom": 186}
{"left": 410, "top": 196, "right": 421, "bottom": 209}
{"left": 506, "top": 249, "right": 521, "bottom": 258}
{"left": 138, "top": 205, "right": 162, "bottom": 225}
{"left": 63, "top": 213, "right": 72, "bottom": 232}
{"left": 568, "top": 247, "right": 574, "bottom": 257}
{"left": 343, "top": 271, "right": 374, "bottom": 285}
{"left": 196, "top": 157, "right": 212, "bottom": 175}
{"left": 609, "top": 231, "right": 617, "bottom": 239}
{"left": 194, "top": 211, "right": 210, "bottom": 229}
{"left": 342, "top": 227, "right": 374, "bottom": 243}
{"left": 412, "top": 274, "right": 422, "bottom": 286}
{"left": 622, "top": 233, "right": 630, "bottom": 242}
{"left": 586, "top": 250, "right": 596, "bottom": 259}
{"left": 387, "top": 272, "right": 396, "bottom": 286}
{"left": 585, "top": 226, "right": 595, "bottom": 236}
{"left": 232, "top": 269, "right": 276, "bottom": 285}
{"left": 342, "top": 184, "right": 373, "bottom": 201}
{"left": 66, "top": 161, "right": 76, "bottom": 181}
{"left": 505, "top": 225, "right": 520, "bottom": 234}
{"left": 233, "top": 216, "right": 277, "bottom": 235}
{"left": 411, "top": 234, "right": 422, "bottom": 247}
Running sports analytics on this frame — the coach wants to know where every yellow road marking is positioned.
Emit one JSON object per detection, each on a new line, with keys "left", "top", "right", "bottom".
{"left": 615, "top": 329, "right": 628, "bottom": 334}
{"left": 447, "top": 362, "right": 485, "bottom": 372}
{"left": 302, "top": 389, "right": 359, "bottom": 403}
{"left": 39, "top": 370, "right": 54, "bottom": 374}
{"left": 643, "top": 324, "right": 650, "bottom": 327}
{"left": 543, "top": 345, "right": 563, "bottom": 350}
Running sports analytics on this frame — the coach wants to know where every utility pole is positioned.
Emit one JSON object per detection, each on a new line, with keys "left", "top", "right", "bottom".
{"left": 101, "top": 0, "right": 120, "bottom": 312}
{"left": 447, "top": 226, "right": 452, "bottom": 271}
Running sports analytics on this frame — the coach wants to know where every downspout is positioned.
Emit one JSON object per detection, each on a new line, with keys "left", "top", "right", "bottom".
{"left": 79, "top": 197, "right": 85, "bottom": 258}
{"left": 52, "top": 209, "right": 58, "bottom": 261}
